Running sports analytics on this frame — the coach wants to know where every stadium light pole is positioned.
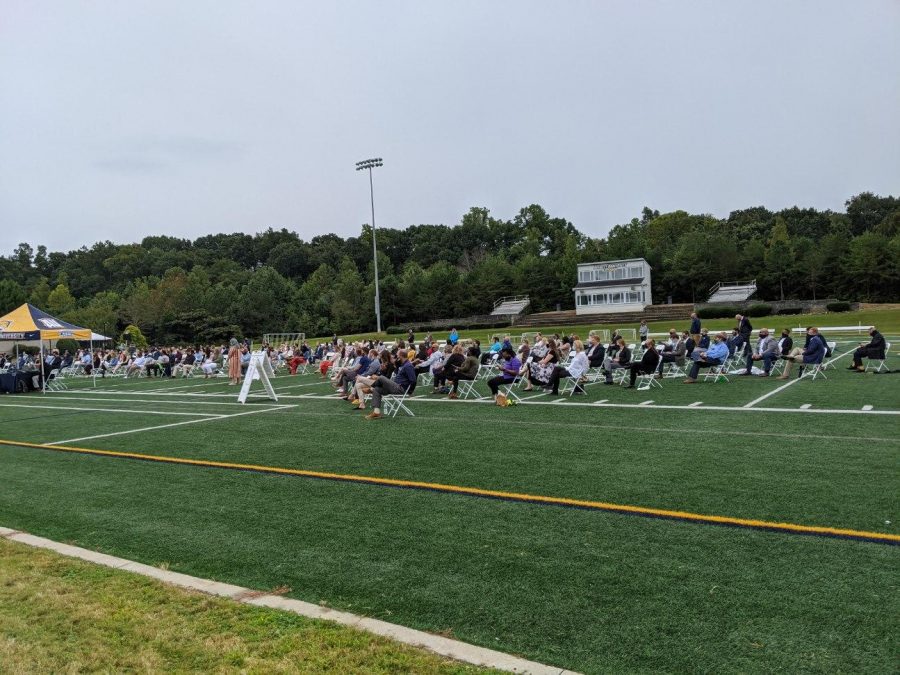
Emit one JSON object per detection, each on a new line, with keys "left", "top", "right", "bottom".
{"left": 355, "top": 157, "right": 383, "bottom": 333}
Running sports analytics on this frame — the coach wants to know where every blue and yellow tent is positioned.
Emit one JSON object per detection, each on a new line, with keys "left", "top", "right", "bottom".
{"left": 0, "top": 304, "right": 96, "bottom": 391}
{"left": 0, "top": 303, "right": 92, "bottom": 341}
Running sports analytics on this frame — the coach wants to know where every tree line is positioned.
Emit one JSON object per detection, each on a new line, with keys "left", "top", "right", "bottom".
{"left": 0, "top": 192, "right": 896, "bottom": 342}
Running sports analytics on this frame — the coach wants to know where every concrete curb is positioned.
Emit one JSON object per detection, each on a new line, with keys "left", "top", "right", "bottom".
{"left": 0, "top": 526, "right": 577, "bottom": 674}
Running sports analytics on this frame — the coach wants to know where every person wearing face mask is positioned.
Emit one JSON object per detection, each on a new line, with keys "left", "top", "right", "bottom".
{"left": 778, "top": 327, "right": 811, "bottom": 380}
{"left": 849, "top": 327, "right": 886, "bottom": 372}
{"left": 742, "top": 329, "right": 778, "bottom": 376}
{"left": 776, "top": 328, "right": 793, "bottom": 359}
{"left": 683, "top": 332, "right": 729, "bottom": 383}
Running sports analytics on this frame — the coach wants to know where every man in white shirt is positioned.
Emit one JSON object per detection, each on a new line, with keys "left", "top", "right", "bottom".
{"left": 125, "top": 353, "right": 146, "bottom": 378}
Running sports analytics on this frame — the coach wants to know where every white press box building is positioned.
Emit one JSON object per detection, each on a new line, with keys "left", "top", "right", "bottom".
{"left": 573, "top": 258, "right": 652, "bottom": 315}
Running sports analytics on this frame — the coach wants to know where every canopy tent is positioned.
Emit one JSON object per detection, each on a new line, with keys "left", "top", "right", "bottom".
{"left": 91, "top": 332, "right": 112, "bottom": 342}
{"left": 0, "top": 303, "right": 92, "bottom": 341}
{"left": 0, "top": 303, "right": 95, "bottom": 391}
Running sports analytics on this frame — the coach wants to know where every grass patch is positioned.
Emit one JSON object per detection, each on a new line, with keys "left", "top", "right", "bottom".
{"left": 0, "top": 537, "right": 493, "bottom": 674}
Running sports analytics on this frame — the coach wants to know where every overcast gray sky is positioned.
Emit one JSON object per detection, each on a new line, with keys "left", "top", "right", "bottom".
{"left": 1, "top": 1, "right": 898, "bottom": 255}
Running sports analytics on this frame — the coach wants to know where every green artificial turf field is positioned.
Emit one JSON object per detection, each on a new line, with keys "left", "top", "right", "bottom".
{"left": 0, "top": 334, "right": 898, "bottom": 673}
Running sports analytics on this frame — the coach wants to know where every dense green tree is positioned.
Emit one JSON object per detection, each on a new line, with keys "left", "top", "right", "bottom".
{"left": 794, "top": 238, "right": 826, "bottom": 301}
{"left": 47, "top": 283, "right": 77, "bottom": 317}
{"left": 69, "top": 292, "right": 121, "bottom": 337}
{"left": 267, "top": 240, "right": 311, "bottom": 280}
{"left": 234, "top": 266, "right": 296, "bottom": 336}
{"left": 2, "top": 192, "right": 897, "bottom": 340}
{"left": 329, "top": 257, "right": 369, "bottom": 333}
{"left": 763, "top": 217, "right": 794, "bottom": 301}
{"left": 294, "top": 264, "right": 337, "bottom": 336}
{"left": 0, "top": 279, "right": 27, "bottom": 314}
{"left": 845, "top": 192, "right": 900, "bottom": 236}
{"left": 727, "top": 207, "right": 773, "bottom": 242}
{"left": 28, "top": 278, "right": 51, "bottom": 308}
{"left": 845, "top": 232, "right": 898, "bottom": 301}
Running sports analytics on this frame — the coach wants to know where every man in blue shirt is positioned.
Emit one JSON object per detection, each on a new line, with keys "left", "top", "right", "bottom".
{"left": 684, "top": 332, "right": 729, "bottom": 383}
{"left": 366, "top": 351, "right": 417, "bottom": 420}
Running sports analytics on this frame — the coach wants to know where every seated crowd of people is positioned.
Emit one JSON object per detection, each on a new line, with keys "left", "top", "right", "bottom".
{"left": 315, "top": 317, "right": 890, "bottom": 418}
{"left": 4, "top": 317, "right": 886, "bottom": 408}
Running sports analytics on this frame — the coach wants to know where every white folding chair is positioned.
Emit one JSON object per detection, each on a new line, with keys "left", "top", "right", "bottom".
{"left": 865, "top": 342, "right": 890, "bottom": 373}
{"left": 558, "top": 372, "right": 587, "bottom": 396}
{"left": 821, "top": 342, "right": 838, "bottom": 370}
{"left": 801, "top": 361, "right": 827, "bottom": 381}
{"left": 662, "top": 360, "right": 687, "bottom": 378}
{"left": 771, "top": 356, "right": 787, "bottom": 376}
{"left": 477, "top": 353, "right": 500, "bottom": 380}
{"left": 612, "top": 364, "right": 629, "bottom": 385}
{"left": 45, "top": 369, "right": 67, "bottom": 391}
{"left": 455, "top": 376, "right": 480, "bottom": 400}
{"left": 382, "top": 385, "right": 415, "bottom": 417}
{"left": 702, "top": 361, "right": 730, "bottom": 383}
{"left": 499, "top": 376, "right": 524, "bottom": 402}
{"left": 636, "top": 372, "right": 662, "bottom": 391}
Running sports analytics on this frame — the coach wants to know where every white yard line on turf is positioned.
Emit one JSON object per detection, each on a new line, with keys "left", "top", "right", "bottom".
{"left": 44, "top": 395, "right": 262, "bottom": 408}
{"left": 742, "top": 350, "right": 851, "bottom": 408}
{"left": 43, "top": 405, "right": 295, "bottom": 446}
{"left": 519, "top": 392, "right": 549, "bottom": 400}
{"left": 52, "top": 382, "right": 900, "bottom": 416}
{"left": 272, "top": 381, "right": 338, "bottom": 392}
{"left": 0, "top": 403, "right": 223, "bottom": 418}
{"left": 54, "top": 390, "right": 288, "bottom": 402}
{"left": 286, "top": 392, "right": 900, "bottom": 415}
{"left": 219, "top": 408, "right": 900, "bottom": 444}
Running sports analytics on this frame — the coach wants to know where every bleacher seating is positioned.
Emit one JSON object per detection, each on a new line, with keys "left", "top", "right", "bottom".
{"left": 491, "top": 295, "right": 530, "bottom": 316}
{"left": 707, "top": 280, "right": 757, "bottom": 303}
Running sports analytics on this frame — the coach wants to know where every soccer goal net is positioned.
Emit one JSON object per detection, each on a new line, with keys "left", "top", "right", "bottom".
{"left": 587, "top": 329, "right": 611, "bottom": 343}
{"left": 262, "top": 333, "right": 306, "bottom": 348}
{"left": 610, "top": 327, "right": 638, "bottom": 344}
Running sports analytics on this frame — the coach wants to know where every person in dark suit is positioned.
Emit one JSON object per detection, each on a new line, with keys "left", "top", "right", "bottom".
{"left": 683, "top": 331, "right": 696, "bottom": 357}
{"left": 698, "top": 329, "right": 710, "bottom": 349}
{"left": 777, "top": 329, "right": 793, "bottom": 358}
{"left": 603, "top": 338, "right": 631, "bottom": 384}
{"left": 625, "top": 339, "right": 661, "bottom": 388}
{"left": 585, "top": 333, "right": 605, "bottom": 368}
{"left": 689, "top": 312, "right": 701, "bottom": 344}
{"left": 778, "top": 327, "right": 811, "bottom": 379}
{"left": 736, "top": 314, "right": 753, "bottom": 354}
{"left": 42, "top": 349, "right": 63, "bottom": 377}
{"left": 850, "top": 327, "right": 886, "bottom": 371}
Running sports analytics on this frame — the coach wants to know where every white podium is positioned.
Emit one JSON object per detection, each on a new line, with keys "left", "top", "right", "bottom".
{"left": 237, "top": 352, "right": 278, "bottom": 404}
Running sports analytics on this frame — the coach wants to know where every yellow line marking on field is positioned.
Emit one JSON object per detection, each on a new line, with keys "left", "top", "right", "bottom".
{"left": 0, "top": 438, "right": 896, "bottom": 545}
